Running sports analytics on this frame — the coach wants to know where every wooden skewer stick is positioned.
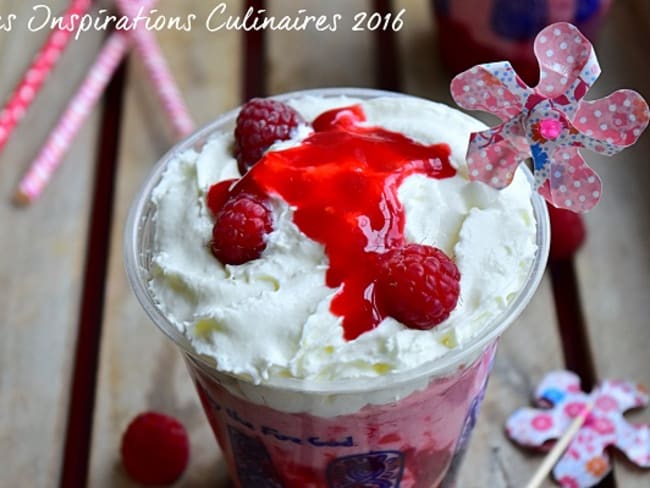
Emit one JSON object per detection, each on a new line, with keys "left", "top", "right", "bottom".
{"left": 525, "top": 402, "right": 593, "bottom": 488}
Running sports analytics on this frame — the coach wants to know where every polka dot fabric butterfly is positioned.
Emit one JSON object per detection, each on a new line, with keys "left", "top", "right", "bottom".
{"left": 450, "top": 22, "right": 650, "bottom": 212}
{"left": 506, "top": 370, "right": 650, "bottom": 487}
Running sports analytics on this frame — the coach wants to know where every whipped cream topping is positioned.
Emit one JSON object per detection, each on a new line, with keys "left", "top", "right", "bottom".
{"left": 148, "top": 96, "right": 537, "bottom": 385}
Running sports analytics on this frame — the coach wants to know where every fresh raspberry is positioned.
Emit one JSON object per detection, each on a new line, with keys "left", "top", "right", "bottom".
{"left": 234, "top": 98, "right": 305, "bottom": 174}
{"left": 547, "top": 203, "right": 586, "bottom": 260}
{"left": 120, "top": 412, "right": 189, "bottom": 486}
{"left": 211, "top": 192, "right": 273, "bottom": 265}
{"left": 375, "top": 244, "right": 460, "bottom": 330}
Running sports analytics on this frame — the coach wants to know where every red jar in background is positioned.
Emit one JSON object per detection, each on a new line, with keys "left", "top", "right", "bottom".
{"left": 432, "top": 0, "right": 613, "bottom": 85}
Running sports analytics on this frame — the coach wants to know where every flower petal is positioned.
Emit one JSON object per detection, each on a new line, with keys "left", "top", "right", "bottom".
{"left": 451, "top": 61, "right": 531, "bottom": 120}
{"left": 466, "top": 119, "right": 529, "bottom": 188}
{"left": 535, "top": 371, "right": 583, "bottom": 405}
{"left": 540, "top": 147, "right": 602, "bottom": 213}
{"left": 506, "top": 408, "right": 566, "bottom": 447}
{"left": 509, "top": 370, "right": 650, "bottom": 484}
{"left": 554, "top": 447, "right": 611, "bottom": 488}
{"left": 614, "top": 421, "right": 650, "bottom": 468}
{"left": 574, "top": 90, "right": 650, "bottom": 147}
{"left": 534, "top": 22, "right": 600, "bottom": 117}
{"left": 597, "top": 380, "right": 650, "bottom": 412}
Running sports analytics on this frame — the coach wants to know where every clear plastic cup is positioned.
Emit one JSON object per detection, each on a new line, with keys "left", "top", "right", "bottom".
{"left": 125, "top": 88, "right": 550, "bottom": 487}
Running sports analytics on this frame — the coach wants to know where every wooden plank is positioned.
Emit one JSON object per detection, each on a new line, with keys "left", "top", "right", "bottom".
{"left": 90, "top": 0, "right": 375, "bottom": 481}
{"left": 629, "top": 0, "right": 650, "bottom": 29}
{"left": 267, "top": 1, "right": 563, "bottom": 486}
{"left": 89, "top": 0, "right": 375, "bottom": 483}
{"left": 396, "top": 1, "right": 564, "bottom": 486}
{"left": 459, "top": 276, "right": 562, "bottom": 488}
{"left": 395, "top": 0, "right": 453, "bottom": 103}
{"left": 576, "top": 2, "right": 650, "bottom": 486}
{"left": 87, "top": 1, "right": 243, "bottom": 486}
{"left": 86, "top": 2, "right": 612, "bottom": 488}
{"left": 0, "top": 1, "right": 107, "bottom": 485}
{"left": 266, "top": 0, "right": 374, "bottom": 93}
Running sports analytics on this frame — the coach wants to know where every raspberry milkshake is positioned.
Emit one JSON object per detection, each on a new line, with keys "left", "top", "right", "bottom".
{"left": 125, "top": 88, "right": 550, "bottom": 487}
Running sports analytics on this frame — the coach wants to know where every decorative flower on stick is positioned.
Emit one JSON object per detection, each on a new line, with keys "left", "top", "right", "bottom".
{"left": 450, "top": 22, "right": 649, "bottom": 212}
{"left": 507, "top": 370, "right": 650, "bottom": 487}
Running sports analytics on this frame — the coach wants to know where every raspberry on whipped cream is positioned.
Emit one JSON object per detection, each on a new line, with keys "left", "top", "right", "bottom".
{"left": 148, "top": 95, "right": 538, "bottom": 385}
{"left": 375, "top": 244, "right": 461, "bottom": 330}
{"left": 234, "top": 98, "right": 305, "bottom": 174}
{"left": 210, "top": 191, "right": 274, "bottom": 265}
{"left": 213, "top": 100, "right": 462, "bottom": 336}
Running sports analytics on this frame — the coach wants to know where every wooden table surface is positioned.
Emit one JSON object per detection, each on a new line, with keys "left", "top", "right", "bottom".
{"left": 1, "top": 1, "right": 648, "bottom": 487}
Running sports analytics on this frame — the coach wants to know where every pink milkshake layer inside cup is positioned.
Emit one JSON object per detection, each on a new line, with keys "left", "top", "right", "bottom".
{"left": 189, "top": 344, "right": 495, "bottom": 488}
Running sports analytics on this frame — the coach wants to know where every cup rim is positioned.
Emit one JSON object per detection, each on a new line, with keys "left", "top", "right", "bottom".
{"left": 124, "top": 87, "right": 550, "bottom": 394}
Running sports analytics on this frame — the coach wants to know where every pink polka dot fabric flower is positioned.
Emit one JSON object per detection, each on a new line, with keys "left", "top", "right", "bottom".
{"left": 506, "top": 370, "right": 650, "bottom": 487}
{"left": 450, "top": 22, "right": 649, "bottom": 212}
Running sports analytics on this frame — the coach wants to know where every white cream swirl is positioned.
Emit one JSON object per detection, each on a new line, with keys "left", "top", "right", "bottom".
{"left": 148, "top": 96, "right": 537, "bottom": 385}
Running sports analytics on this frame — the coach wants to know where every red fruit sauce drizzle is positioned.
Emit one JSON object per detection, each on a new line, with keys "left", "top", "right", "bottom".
{"left": 209, "top": 105, "right": 456, "bottom": 340}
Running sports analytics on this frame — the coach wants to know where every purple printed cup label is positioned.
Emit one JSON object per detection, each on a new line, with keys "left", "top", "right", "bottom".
{"left": 228, "top": 426, "right": 286, "bottom": 488}
{"left": 327, "top": 451, "right": 405, "bottom": 487}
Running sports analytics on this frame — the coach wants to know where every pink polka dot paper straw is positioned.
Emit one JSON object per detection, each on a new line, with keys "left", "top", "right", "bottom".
{"left": 115, "top": 0, "right": 195, "bottom": 138}
{"left": 15, "top": 32, "right": 130, "bottom": 205}
{"left": 0, "top": 0, "right": 92, "bottom": 154}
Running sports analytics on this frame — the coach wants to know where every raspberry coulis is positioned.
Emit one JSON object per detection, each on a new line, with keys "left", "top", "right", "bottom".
{"left": 214, "top": 105, "right": 456, "bottom": 340}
